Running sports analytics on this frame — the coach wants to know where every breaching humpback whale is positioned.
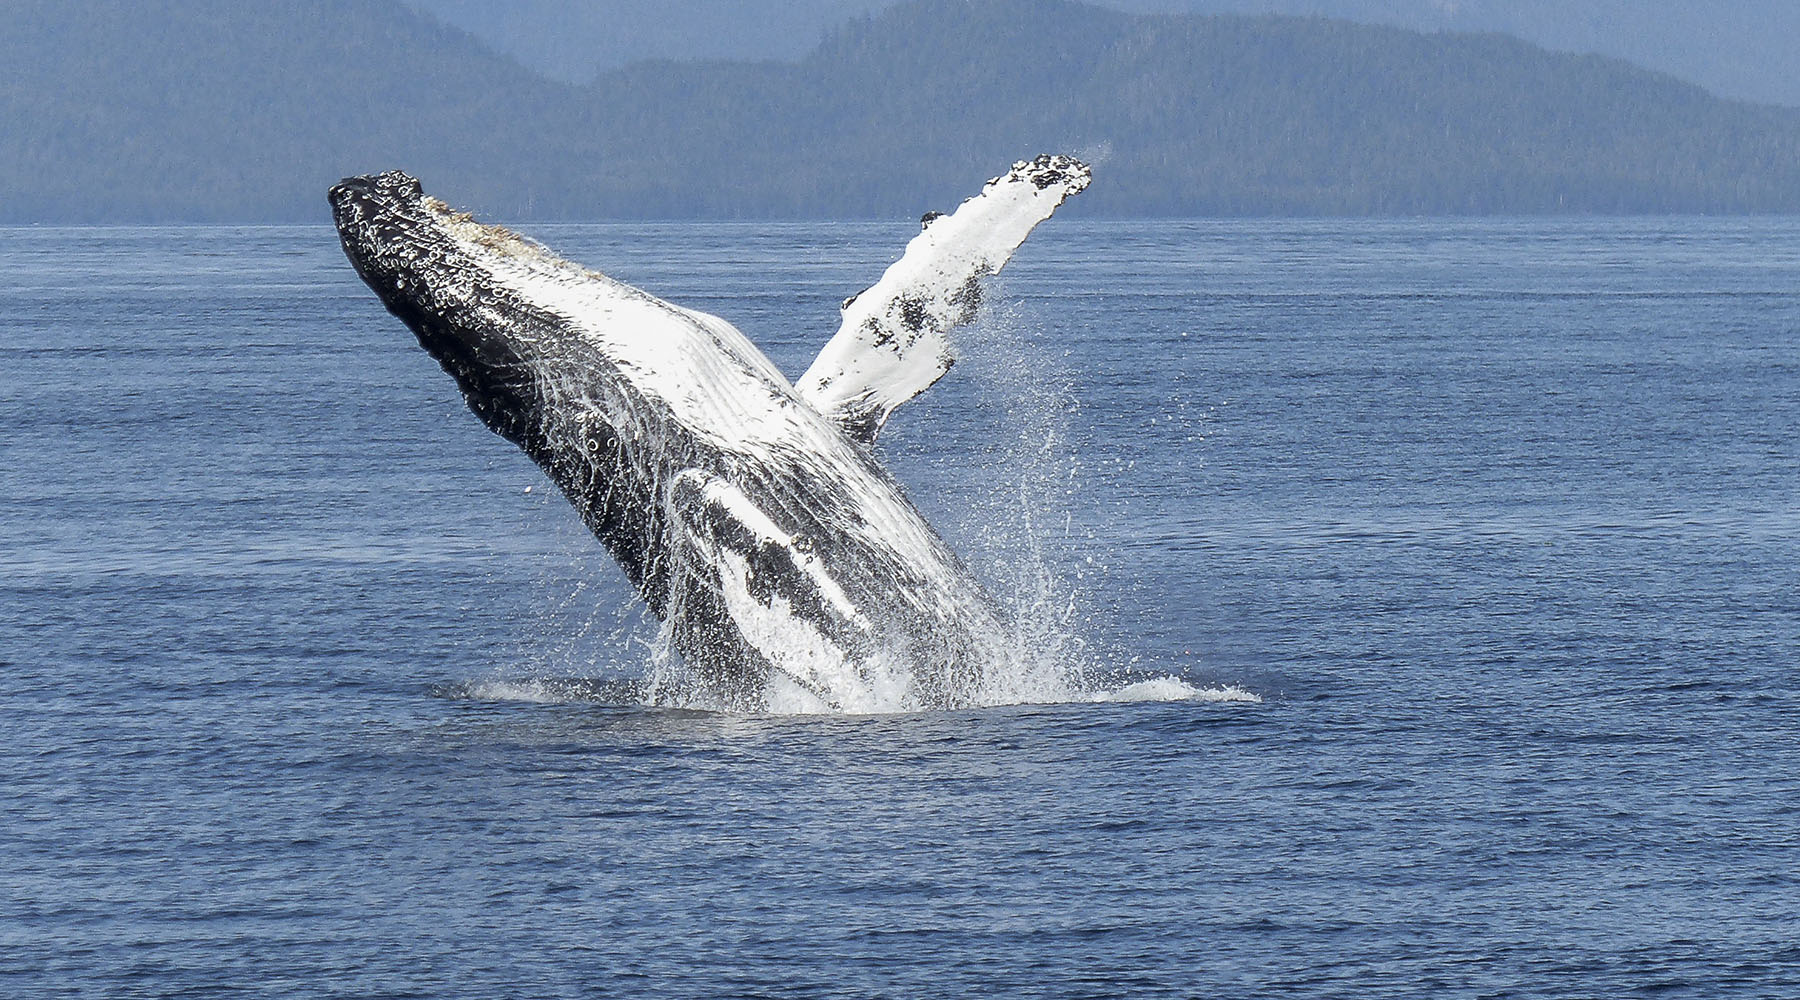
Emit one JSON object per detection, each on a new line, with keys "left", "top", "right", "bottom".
{"left": 329, "top": 156, "right": 1089, "bottom": 710}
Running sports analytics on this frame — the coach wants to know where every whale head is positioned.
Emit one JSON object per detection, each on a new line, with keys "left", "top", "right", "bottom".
{"left": 329, "top": 172, "right": 562, "bottom": 447}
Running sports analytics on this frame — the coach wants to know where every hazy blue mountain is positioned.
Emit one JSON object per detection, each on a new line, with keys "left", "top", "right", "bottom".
{"left": 1118, "top": 2, "right": 1800, "bottom": 108}
{"left": 0, "top": 0, "right": 596, "bottom": 221}
{"left": 402, "top": 0, "right": 893, "bottom": 85}
{"left": 408, "top": 0, "right": 1800, "bottom": 107}
{"left": 6, "top": 0, "right": 1800, "bottom": 221}
{"left": 565, "top": 0, "right": 1800, "bottom": 217}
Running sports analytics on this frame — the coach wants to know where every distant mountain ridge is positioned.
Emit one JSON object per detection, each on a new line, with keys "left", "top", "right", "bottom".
{"left": 406, "top": 0, "right": 1800, "bottom": 109}
{"left": 4, "top": 0, "right": 1800, "bottom": 221}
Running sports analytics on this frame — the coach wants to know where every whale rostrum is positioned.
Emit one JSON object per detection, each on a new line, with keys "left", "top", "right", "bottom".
{"left": 329, "top": 156, "right": 1091, "bottom": 710}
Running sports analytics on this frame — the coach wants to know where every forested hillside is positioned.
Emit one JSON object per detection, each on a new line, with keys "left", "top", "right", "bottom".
{"left": 405, "top": 0, "right": 1800, "bottom": 108}
{"left": 5, "top": 0, "right": 1800, "bottom": 221}
{"left": 0, "top": 0, "right": 593, "bottom": 221}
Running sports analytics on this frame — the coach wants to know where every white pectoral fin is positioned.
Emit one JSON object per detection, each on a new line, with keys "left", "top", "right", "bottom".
{"left": 795, "top": 154, "right": 1091, "bottom": 443}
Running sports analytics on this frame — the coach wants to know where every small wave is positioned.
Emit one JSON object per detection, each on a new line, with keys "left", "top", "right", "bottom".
{"left": 435, "top": 677, "right": 646, "bottom": 705}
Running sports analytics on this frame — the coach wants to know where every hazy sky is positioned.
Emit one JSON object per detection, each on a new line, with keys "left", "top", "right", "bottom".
{"left": 404, "top": 0, "right": 1800, "bottom": 107}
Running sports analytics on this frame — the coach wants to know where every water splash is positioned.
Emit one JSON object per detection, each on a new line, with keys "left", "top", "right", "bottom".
{"left": 483, "top": 299, "right": 1259, "bottom": 715}
{"left": 443, "top": 671, "right": 1260, "bottom": 711}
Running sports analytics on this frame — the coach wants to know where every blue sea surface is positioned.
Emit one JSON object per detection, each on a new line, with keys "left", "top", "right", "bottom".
{"left": 3, "top": 218, "right": 1798, "bottom": 997}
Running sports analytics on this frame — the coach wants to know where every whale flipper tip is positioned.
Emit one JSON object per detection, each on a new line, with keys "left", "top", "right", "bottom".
{"left": 796, "top": 153, "right": 1091, "bottom": 442}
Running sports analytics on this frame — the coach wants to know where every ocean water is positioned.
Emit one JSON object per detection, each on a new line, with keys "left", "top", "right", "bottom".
{"left": 3, "top": 217, "right": 1798, "bottom": 997}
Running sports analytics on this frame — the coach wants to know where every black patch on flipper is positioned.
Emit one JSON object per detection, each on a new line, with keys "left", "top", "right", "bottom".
{"left": 865, "top": 316, "right": 895, "bottom": 349}
{"left": 1023, "top": 153, "right": 1071, "bottom": 189}
{"left": 947, "top": 275, "right": 983, "bottom": 325}
{"left": 897, "top": 295, "right": 930, "bottom": 334}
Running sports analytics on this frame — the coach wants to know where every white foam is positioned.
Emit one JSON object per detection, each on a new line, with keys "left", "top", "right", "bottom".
{"left": 449, "top": 667, "right": 1259, "bottom": 714}
{"left": 1092, "top": 677, "right": 1262, "bottom": 704}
